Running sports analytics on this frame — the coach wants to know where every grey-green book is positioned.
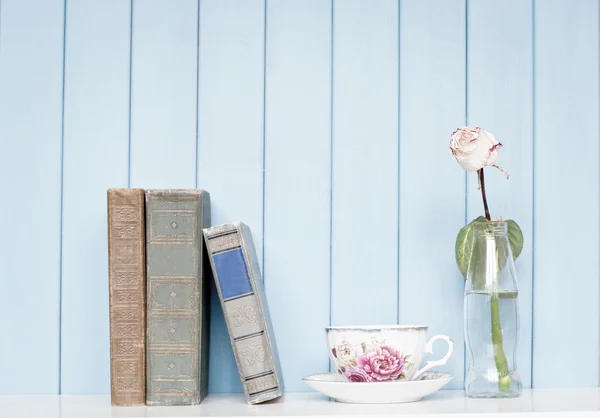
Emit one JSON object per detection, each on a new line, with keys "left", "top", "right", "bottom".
{"left": 203, "top": 222, "right": 282, "bottom": 404}
{"left": 145, "top": 189, "right": 210, "bottom": 406}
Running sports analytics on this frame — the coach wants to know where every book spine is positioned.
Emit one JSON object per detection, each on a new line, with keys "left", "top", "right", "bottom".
{"left": 107, "top": 188, "right": 146, "bottom": 406}
{"left": 204, "top": 222, "right": 282, "bottom": 404}
{"left": 145, "top": 189, "right": 210, "bottom": 406}
{"left": 199, "top": 192, "right": 212, "bottom": 399}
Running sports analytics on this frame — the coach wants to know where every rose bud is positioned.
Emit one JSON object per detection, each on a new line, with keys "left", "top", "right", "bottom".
{"left": 450, "top": 126, "right": 502, "bottom": 172}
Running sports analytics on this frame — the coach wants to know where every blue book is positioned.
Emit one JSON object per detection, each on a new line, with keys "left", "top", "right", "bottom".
{"left": 203, "top": 222, "right": 282, "bottom": 404}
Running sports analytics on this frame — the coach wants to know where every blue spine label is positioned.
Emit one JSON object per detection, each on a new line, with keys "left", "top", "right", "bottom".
{"left": 213, "top": 248, "right": 253, "bottom": 300}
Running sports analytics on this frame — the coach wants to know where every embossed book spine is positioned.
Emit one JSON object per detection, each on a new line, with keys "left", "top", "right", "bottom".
{"left": 145, "top": 189, "right": 211, "bottom": 406}
{"left": 203, "top": 222, "right": 282, "bottom": 404}
{"left": 107, "top": 188, "right": 146, "bottom": 406}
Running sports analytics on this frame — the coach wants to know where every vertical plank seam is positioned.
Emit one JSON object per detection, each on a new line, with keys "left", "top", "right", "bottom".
{"left": 396, "top": 0, "right": 401, "bottom": 325}
{"left": 463, "top": 0, "right": 469, "bottom": 387}
{"left": 328, "top": 0, "right": 335, "bottom": 370}
{"left": 195, "top": 0, "right": 200, "bottom": 189}
{"left": 464, "top": 0, "right": 469, "bottom": 220}
{"left": 261, "top": 0, "right": 267, "bottom": 284}
{"left": 597, "top": 0, "right": 600, "bottom": 388}
{"left": 530, "top": 0, "right": 536, "bottom": 389}
{"left": 127, "top": 0, "right": 134, "bottom": 187}
{"left": 58, "top": 0, "right": 68, "bottom": 395}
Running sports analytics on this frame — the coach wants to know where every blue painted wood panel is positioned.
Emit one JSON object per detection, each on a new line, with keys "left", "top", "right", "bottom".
{"left": 2, "top": 0, "right": 600, "bottom": 394}
{"left": 533, "top": 0, "right": 599, "bottom": 388}
{"left": 0, "top": 0, "right": 64, "bottom": 394}
{"left": 398, "top": 0, "right": 466, "bottom": 390}
{"left": 59, "top": 0, "right": 132, "bottom": 394}
{"left": 197, "top": 0, "right": 265, "bottom": 393}
{"left": 264, "top": 0, "right": 332, "bottom": 391}
{"left": 330, "top": 0, "right": 399, "bottom": 326}
{"left": 129, "top": 0, "right": 198, "bottom": 189}
{"left": 467, "top": 0, "right": 534, "bottom": 388}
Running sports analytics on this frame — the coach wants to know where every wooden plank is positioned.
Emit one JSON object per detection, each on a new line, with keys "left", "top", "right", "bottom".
{"left": 59, "top": 0, "right": 131, "bottom": 394}
{"left": 533, "top": 0, "right": 599, "bottom": 388}
{"left": 263, "top": 0, "right": 332, "bottom": 391}
{"left": 398, "top": 0, "right": 466, "bottom": 389}
{"left": 129, "top": 0, "right": 198, "bottom": 189}
{"left": 0, "top": 0, "right": 64, "bottom": 394}
{"left": 466, "top": 0, "right": 533, "bottom": 388}
{"left": 330, "top": 0, "right": 399, "bottom": 325}
{"left": 197, "top": 0, "right": 265, "bottom": 393}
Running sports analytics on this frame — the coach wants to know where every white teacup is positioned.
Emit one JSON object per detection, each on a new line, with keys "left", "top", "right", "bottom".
{"left": 326, "top": 325, "right": 453, "bottom": 383}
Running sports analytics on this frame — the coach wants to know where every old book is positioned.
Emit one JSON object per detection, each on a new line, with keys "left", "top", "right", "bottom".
{"left": 203, "top": 222, "right": 282, "bottom": 404}
{"left": 107, "top": 188, "right": 146, "bottom": 406}
{"left": 145, "top": 189, "right": 210, "bottom": 406}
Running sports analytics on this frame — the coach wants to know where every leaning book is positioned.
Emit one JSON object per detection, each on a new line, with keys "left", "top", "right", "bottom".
{"left": 145, "top": 189, "right": 211, "bottom": 406}
{"left": 107, "top": 188, "right": 147, "bottom": 406}
{"left": 203, "top": 222, "right": 282, "bottom": 404}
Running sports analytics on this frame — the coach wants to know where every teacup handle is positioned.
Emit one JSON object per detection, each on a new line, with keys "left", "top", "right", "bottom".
{"left": 412, "top": 334, "right": 454, "bottom": 380}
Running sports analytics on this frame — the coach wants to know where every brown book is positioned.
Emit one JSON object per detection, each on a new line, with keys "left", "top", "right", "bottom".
{"left": 107, "top": 188, "right": 146, "bottom": 406}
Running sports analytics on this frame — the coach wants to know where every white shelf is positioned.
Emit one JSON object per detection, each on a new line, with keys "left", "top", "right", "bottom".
{"left": 2, "top": 389, "right": 600, "bottom": 418}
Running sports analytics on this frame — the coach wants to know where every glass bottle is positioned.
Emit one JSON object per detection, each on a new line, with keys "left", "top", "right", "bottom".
{"left": 464, "top": 221, "right": 522, "bottom": 398}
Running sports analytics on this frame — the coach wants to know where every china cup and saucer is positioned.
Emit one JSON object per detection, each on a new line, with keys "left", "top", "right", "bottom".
{"left": 302, "top": 325, "right": 454, "bottom": 404}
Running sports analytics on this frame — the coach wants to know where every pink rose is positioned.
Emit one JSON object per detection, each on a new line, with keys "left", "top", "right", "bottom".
{"left": 357, "top": 345, "right": 405, "bottom": 382}
{"left": 345, "top": 366, "right": 371, "bottom": 382}
{"left": 450, "top": 126, "right": 502, "bottom": 172}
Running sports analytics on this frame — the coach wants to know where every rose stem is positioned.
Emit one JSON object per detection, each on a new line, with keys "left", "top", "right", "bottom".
{"left": 478, "top": 168, "right": 511, "bottom": 391}
{"left": 491, "top": 296, "right": 512, "bottom": 390}
{"left": 478, "top": 168, "right": 491, "bottom": 221}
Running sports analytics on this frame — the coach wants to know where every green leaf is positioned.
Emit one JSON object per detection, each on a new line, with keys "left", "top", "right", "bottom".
{"left": 455, "top": 217, "right": 525, "bottom": 281}
{"left": 455, "top": 216, "right": 486, "bottom": 279}
{"left": 506, "top": 219, "right": 524, "bottom": 260}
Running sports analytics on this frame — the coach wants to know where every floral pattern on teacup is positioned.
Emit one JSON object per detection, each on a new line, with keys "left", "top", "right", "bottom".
{"left": 332, "top": 339, "right": 412, "bottom": 382}
{"left": 334, "top": 342, "right": 356, "bottom": 365}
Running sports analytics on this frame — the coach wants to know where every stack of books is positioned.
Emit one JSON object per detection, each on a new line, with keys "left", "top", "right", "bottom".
{"left": 107, "top": 188, "right": 282, "bottom": 407}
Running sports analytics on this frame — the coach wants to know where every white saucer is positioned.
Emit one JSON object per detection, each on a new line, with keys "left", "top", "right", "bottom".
{"left": 302, "top": 371, "right": 453, "bottom": 404}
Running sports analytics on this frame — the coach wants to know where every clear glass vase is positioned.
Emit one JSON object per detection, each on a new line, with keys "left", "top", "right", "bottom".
{"left": 464, "top": 221, "right": 522, "bottom": 398}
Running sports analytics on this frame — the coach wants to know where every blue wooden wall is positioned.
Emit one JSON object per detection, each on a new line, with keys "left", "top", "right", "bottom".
{"left": 0, "top": 0, "right": 598, "bottom": 394}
